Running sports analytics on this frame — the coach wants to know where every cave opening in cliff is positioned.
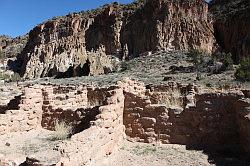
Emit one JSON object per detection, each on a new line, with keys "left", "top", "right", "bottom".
{"left": 55, "top": 59, "right": 90, "bottom": 79}
{"left": 213, "top": 26, "right": 238, "bottom": 63}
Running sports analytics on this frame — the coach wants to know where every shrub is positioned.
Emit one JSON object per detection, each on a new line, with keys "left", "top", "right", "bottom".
{"left": 218, "top": 52, "right": 234, "bottom": 71}
{"left": 235, "top": 59, "right": 250, "bottom": 82}
{"left": 50, "top": 121, "right": 72, "bottom": 141}
{"left": 187, "top": 49, "right": 204, "bottom": 66}
{"left": 10, "top": 73, "right": 21, "bottom": 82}
{"left": 0, "top": 50, "right": 5, "bottom": 62}
{"left": 223, "top": 53, "right": 233, "bottom": 69}
{"left": 0, "top": 71, "right": 10, "bottom": 80}
{"left": 187, "top": 49, "right": 209, "bottom": 79}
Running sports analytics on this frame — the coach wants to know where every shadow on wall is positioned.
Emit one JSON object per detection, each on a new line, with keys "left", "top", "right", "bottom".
{"left": 0, "top": 95, "right": 21, "bottom": 114}
{"left": 123, "top": 87, "right": 250, "bottom": 166}
{"left": 41, "top": 106, "right": 101, "bottom": 135}
{"left": 53, "top": 59, "right": 91, "bottom": 79}
{"left": 186, "top": 145, "right": 250, "bottom": 166}
{"left": 72, "top": 107, "right": 100, "bottom": 134}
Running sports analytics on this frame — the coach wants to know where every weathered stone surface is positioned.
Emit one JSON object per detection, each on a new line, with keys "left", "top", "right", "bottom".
{"left": 123, "top": 81, "right": 250, "bottom": 154}
{"left": 121, "top": 0, "right": 215, "bottom": 59}
{"left": 0, "top": 35, "right": 28, "bottom": 58}
{"left": 13, "top": 0, "right": 215, "bottom": 79}
{"left": 209, "top": 0, "right": 250, "bottom": 62}
{"left": 0, "top": 79, "right": 250, "bottom": 165}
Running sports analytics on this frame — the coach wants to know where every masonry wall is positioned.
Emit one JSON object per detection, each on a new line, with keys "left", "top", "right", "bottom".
{"left": 123, "top": 83, "right": 250, "bottom": 153}
{"left": 235, "top": 98, "right": 250, "bottom": 153}
{"left": 0, "top": 85, "right": 43, "bottom": 135}
{"left": 0, "top": 80, "right": 250, "bottom": 165}
{"left": 0, "top": 84, "right": 126, "bottom": 165}
{"left": 41, "top": 85, "right": 88, "bottom": 130}
{"left": 57, "top": 86, "right": 125, "bottom": 165}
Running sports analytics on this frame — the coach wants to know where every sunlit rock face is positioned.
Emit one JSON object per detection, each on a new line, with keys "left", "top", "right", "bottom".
{"left": 0, "top": 35, "right": 28, "bottom": 58}
{"left": 14, "top": 0, "right": 215, "bottom": 79}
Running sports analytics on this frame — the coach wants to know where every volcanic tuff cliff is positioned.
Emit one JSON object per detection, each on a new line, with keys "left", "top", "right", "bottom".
{"left": 210, "top": 0, "right": 250, "bottom": 62}
{"left": 13, "top": 0, "right": 216, "bottom": 79}
{"left": 0, "top": 35, "right": 28, "bottom": 58}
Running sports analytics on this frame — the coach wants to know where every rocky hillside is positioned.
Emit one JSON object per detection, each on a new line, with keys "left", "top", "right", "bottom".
{"left": 209, "top": 0, "right": 250, "bottom": 62}
{"left": 13, "top": 0, "right": 216, "bottom": 79}
{"left": 0, "top": 35, "right": 28, "bottom": 59}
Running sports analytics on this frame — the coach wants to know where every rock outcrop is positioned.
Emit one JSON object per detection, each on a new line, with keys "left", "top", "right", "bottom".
{"left": 14, "top": 0, "right": 216, "bottom": 79}
{"left": 0, "top": 35, "right": 28, "bottom": 58}
{"left": 121, "top": 0, "right": 215, "bottom": 59}
{"left": 209, "top": 0, "right": 250, "bottom": 62}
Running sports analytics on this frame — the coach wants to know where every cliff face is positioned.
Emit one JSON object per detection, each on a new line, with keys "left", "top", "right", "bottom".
{"left": 121, "top": 0, "right": 215, "bottom": 59}
{"left": 210, "top": 0, "right": 250, "bottom": 62}
{"left": 14, "top": 0, "right": 215, "bottom": 79}
{"left": 0, "top": 35, "right": 28, "bottom": 58}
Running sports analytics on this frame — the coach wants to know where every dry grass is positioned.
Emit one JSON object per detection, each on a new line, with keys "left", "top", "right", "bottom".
{"left": 49, "top": 121, "right": 72, "bottom": 141}
{"left": 157, "top": 88, "right": 183, "bottom": 108}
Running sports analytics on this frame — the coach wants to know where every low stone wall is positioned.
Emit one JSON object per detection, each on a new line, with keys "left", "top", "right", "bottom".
{"left": 0, "top": 79, "right": 250, "bottom": 165}
{"left": 57, "top": 86, "right": 125, "bottom": 165}
{"left": 124, "top": 83, "right": 250, "bottom": 153}
{"left": 0, "top": 83, "right": 126, "bottom": 165}
{"left": 41, "top": 85, "right": 88, "bottom": 130}
{"left": 236, "top": 98, "right": 250, "bottom": 153}
{"left": 0, "top": 85, "right": 43, "bottom": 135}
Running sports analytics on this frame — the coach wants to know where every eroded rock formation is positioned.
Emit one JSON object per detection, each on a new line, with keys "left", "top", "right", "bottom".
{"left": 209, "top": 0, "right": 250, "bottom": 62}
{"left": 14, "top": 0, "right": 216, "bottom": 79}
{"left": 0, "top": 35, "right": 28, "bottom": 58}
{"left": 121, "top": 0, "right": 215, "bottom": 59}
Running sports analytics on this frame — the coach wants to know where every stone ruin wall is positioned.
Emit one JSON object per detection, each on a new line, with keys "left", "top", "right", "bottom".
{"left": 58, "top": 86, "right": 125, "bottom": 165}
{"left": 123, "top": 82, "right": 250, "bottom": 154}
{"left": 0, "top": 85, "right": 43, "bottom": 134}
{"left": 0, "top": 83, "right": 125, "bottom": 165}
{"left": 0, "top": 79, "right": 250, "bottom": 165}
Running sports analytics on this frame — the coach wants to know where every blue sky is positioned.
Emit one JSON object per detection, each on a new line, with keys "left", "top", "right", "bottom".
{"left": 0, "top": 0, "right": 210, "bottom": 38}
{"left": 0, "top": 0, "right": 133, "bottom": 37}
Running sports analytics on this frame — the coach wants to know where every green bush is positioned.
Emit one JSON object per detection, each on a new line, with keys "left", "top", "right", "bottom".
{"left": 10, "top": 73, "right": 21, "bottom": 82}
{"left": 187, "top": 49, "right": 204, "bottom": 66}
{"left": 0, "top": 71, "right": 10, "bottom": 80}
{"left": 219, "top": 52, "right": 234, "bottom": 71}
{"left": 0, "top": 72, "right": 21, "bottom": 82}
{"left": 235, "top": 59, "right": 250, "bottom": 82}
{"left": 0, "top": 50, "right": 5, "bottom": 61}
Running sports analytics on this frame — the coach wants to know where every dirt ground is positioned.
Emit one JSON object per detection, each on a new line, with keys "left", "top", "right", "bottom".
{"left": 98, "top": 141, "right": 250, "bottom": 166}
{"left": 95, "top": 141, "right": 210, "bottom": 166}
{"left": 0, "top": 130, "right": 249, "bottom": 166}
{"left": 0, "top": 129, "right": 62, "bottom": 165}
